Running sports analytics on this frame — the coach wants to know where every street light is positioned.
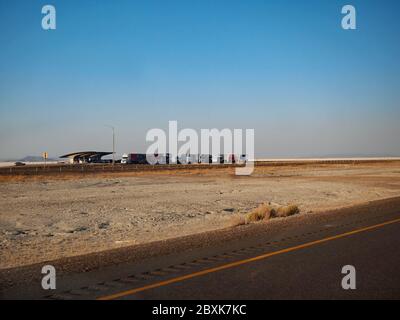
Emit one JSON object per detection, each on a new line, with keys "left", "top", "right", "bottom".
{"left": 105, "top": 125, "right": 115, "bottom": 165}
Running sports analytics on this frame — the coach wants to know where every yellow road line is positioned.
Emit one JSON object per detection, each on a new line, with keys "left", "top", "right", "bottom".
{"left": 98, "top": 217, "right": 400, "bottom": 300}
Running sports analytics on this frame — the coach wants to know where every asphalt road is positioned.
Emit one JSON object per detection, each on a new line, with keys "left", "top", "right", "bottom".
{"left": 2, "top": 197, "right": 400, "bottom": 300}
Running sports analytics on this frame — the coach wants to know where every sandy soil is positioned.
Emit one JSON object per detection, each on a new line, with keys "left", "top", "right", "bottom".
{"left": 1, "top": 162, "right": 400, "bottom": 269}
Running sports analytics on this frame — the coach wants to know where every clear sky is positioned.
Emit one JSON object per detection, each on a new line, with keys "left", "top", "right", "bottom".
{"left": 0, "top": 0, "right": 399, "bottom": 159}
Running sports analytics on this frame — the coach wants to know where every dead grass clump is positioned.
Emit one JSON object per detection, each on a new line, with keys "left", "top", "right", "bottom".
{"left": 246, "top": 203, "right": 275, "bottom": 223}
{"left": 229, "top": 215, "right": 247, "bottom": 227}
{"left": 274, "top": 205, "right": 300, "bottom": 218}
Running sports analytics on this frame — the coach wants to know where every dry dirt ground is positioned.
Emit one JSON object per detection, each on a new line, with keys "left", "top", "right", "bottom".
{"left": 1, "top": 162, "right": 400, "bottom": 269}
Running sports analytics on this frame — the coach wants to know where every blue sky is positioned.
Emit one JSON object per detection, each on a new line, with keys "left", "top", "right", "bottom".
{"left": 0, "top": 0, "right": 399, "bottom": 159}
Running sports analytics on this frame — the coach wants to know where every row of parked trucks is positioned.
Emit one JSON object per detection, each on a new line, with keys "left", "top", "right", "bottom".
{"left": 121, "top": 153, "right": 247, "bottom": 165}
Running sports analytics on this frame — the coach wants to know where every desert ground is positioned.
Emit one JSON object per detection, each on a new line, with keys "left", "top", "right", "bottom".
{"left": 1, "top": 162, "right": 400, "bottom": 269}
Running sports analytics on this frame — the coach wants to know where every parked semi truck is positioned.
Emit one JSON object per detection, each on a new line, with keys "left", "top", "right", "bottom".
{"left": 121, "top": 153, "right": 148, "bottom": 164}
{"left": 147, "top": 153, "right": 170, "bottom": 165}
{"left": 121, "top": 153, "right": 171, "bottom": 165}
{"left": 121, "top": 153, "right": 247, "bottom": 165}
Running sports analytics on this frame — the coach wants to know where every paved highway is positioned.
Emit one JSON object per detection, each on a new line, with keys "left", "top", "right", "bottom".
{"left": 2, "top": 197, "right": 400, "bottom": 300}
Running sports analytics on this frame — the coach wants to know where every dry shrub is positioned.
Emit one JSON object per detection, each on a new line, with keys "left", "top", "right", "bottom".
{"left": 274, "top": 205, "right": 300, "bottom": 218}
{"left": 227, "top": 203, "right": 301, "bottom": 227}
{"left": 229, "top": 215, "right": 247, "bottom": 227}
{"left": 246, "top": 203, "right": 275, "bottom": 223}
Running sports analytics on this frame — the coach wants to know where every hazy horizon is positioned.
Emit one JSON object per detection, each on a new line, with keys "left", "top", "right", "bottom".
{"left": 2, "top": 151, "right": 400, "bottom": 162}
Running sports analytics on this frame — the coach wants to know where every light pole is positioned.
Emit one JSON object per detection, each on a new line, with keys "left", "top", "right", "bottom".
{"left": 105, "top": 125, "right": 115, "bottom": 165}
